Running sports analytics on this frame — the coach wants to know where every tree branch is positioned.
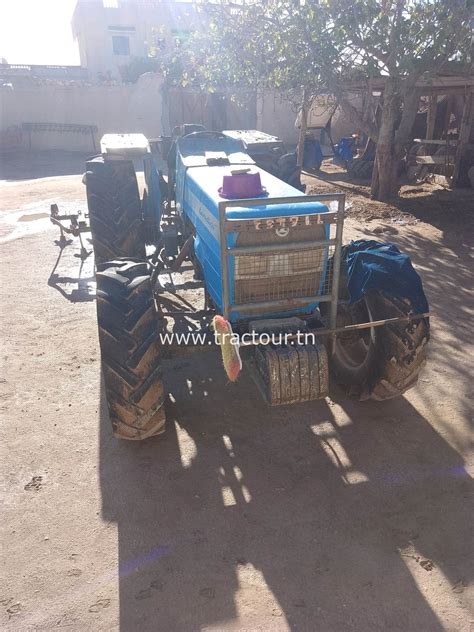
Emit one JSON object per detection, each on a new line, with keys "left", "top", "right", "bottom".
{"left": 338, "top": 92, "right": 379, "bottom": 140}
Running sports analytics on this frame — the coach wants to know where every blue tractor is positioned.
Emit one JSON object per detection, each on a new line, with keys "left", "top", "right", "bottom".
{"left": 78, "top": 131, "right": 429, "bottom": 440}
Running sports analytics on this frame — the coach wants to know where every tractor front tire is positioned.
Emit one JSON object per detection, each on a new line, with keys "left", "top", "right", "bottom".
{"left": 96, "top": 259, "right": 165, "bottom": 439}
{"left": 85, "top": 156, "right": 146, "bottom": 266}
{"left": 328, "top": 292, "right": 429, "bottom": 401}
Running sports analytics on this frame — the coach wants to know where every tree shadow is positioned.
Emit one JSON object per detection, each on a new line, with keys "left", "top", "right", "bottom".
{"left": 357, "top": 225, "right": 474, "bottom": 432}
{"left": 392, "top": 188, "right": 474, "bottom": 237}
{"left": 305, "top": 168, "right": 373, "bottom": 198}
{"left": 99, "top": 350, "right": 472, "bottom": 631}
{"left": 305, "top": 169, "right": 474, "bottom": 236}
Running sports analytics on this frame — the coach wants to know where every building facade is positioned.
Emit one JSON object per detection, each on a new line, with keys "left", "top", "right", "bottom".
{"left": 72, "top": 0, "right": 204, "bottom": 81}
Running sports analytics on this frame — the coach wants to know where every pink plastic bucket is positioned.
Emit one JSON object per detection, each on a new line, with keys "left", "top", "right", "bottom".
{"left": 218, "top": 171, "right": 267, "bottom": 198}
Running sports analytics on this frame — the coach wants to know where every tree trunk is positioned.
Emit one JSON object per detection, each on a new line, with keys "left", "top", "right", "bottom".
{"left": 371, "top": 79, "right": 421, "bottom": 201}
{"left": 426, "top": 94, "right": 437, "bottom": 140}
{"left": 297, "top": 90, "right": 309, "bottom": 168}
{"left": 373, "top": 145, "right": 400, "bottom": 200}
{"left": 371, "top": 78, "right": 401, "bottom": 200}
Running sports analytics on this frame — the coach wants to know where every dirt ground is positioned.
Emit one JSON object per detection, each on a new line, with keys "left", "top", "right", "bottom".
{"left": 0, "top": 152, "right": 473, "bottom": 631}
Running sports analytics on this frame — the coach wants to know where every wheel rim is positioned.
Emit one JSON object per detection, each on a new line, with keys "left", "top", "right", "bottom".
{"left": 334, "top": 297, "right": 375, "bottom": 371}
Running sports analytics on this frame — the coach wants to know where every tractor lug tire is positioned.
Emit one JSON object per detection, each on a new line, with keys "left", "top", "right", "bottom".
{"left": 362, "top": 294, "right": 429, "bottom": 401}
{"left": 348, "top": 158, "right": 374, "bottom": 180}
{"left": 96, "top": 259, "right": 165, "bottom": 440}
{"left": 329, "top": 292, "right": 429, "bottom": 401}
{"left": 85, "top": 156, "right": 146, "bottom": 266}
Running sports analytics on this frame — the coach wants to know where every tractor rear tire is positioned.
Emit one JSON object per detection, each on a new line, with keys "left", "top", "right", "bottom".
{"left": 96, "top": 259, "right": 166, "bottom": 439}
{"left": 348, "top": 158, "right": 374, "bottom": 180}
{"left": 85, "top": 156, "right": 146, "bottom": 266}
{"left": 328, "top": 292, "right": 429, "bottom": 401}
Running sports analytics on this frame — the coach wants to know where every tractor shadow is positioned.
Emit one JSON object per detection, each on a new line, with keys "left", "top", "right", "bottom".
{"left": 99, "top": 351, "right": 472, "bottom": 631}
{"left": 0, "top": 150, "right": 90, "bottom": 181}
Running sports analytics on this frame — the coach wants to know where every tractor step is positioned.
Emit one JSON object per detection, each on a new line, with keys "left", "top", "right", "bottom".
{"left": 250, "top": 342, "right": 329, "bottom": 406}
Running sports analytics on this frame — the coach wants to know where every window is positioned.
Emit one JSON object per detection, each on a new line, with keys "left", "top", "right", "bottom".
{"left": 112, "top": 35, "right": 130, "bottom": 56}
{"left": 108, "top": 25, "right": 136, "bottom": 32}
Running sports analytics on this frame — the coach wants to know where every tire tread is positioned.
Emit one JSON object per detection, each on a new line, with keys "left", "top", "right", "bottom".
{"left": 96, "top": 259, "right": 165, "bottom": 440}
{"left": 85, "top": 157, "right": 146, "bottom": 265}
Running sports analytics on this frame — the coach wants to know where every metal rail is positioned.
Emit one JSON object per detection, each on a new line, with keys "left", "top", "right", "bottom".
{"left": 228, "top": 238, "right": 336, "bottom": 256}
{"left": 229, "top": 294, "right": 332, "bottom": 313}
{"left": 329, "top": 197, "right": 344, "bottom": 354}
{"left": 238, "top": 312, "right": 431, "bottom": 346}
{"left": 218, "top": 193, "right": 345, "bottom": 326}
{"left": 220, "top": 193, "right": 346, "bottom": 210}
{"left": 160, "top": 312, "right": 431, "bottom": 354}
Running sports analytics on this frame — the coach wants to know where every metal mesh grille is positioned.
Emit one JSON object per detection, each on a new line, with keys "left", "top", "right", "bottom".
{"left": 234, "top": 245, "right": 335, "bottom": 304}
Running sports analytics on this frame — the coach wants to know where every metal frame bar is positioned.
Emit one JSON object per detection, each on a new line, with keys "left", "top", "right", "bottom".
{"left": 228, "top": 239, "right": 336, "bottom": 256}
{"left": 218, "top": 193, "right": 345, "bottom": 322}
{"left": 161, "top": 312, "right": 431, "bottom": 354}
{"left": 329, "top": 197, "right": 345, "bottom": 354}
{"left": 220, "top": 193, "right": 345, "bottom": 210}
{"left": 218, "top": 200, "right": 231, "bottom": 319}
{"left": 230, "top": 294, "right": 332, "bottom": 314}
{"left": 50, "top": 204, "right": 91, "bottom": 259}
{"left": 413, "top": 138, "right": 457, "bottom": 146}
{"left": 238, "top": 312, "right": 430, "bottom": 345}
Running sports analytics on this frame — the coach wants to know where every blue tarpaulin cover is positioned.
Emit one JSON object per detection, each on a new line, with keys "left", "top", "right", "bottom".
{"left": 343, "top": 240, "right": 429, "bottom": 314}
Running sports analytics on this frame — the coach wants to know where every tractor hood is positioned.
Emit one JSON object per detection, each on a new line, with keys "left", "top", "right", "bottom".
{"left": 187, "top": 164, "right": 328, "bottom": 219}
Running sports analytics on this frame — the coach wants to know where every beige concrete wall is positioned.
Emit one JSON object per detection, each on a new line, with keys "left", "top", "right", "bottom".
{"left": 0, "top": 76, "right": 255, "bottom": 152}
{"left": 257, "top": 91, "right": 363, "bottom": 147}
{"left": 0, "top": 75, "right": 359, "bottom": 153}
{"left": 165, "top": 89, "right": 256, "bottom": 134}
{"left": 257, "top": 92, "right": 299, "bottom": 145}
{"left": 0, "top": 73, "right": 164, "bottom": 151}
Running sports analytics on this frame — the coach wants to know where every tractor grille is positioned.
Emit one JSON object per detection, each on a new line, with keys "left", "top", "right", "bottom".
{"left": 233, "top": 220, "right": 334, "bottom": 306}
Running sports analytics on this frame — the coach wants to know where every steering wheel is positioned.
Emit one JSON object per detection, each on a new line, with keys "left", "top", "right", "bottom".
{"left": 183, "top": 131, "right": 227, "bottom": 140}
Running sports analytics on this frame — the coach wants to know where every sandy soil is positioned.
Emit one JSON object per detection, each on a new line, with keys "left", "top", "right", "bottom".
{"left": 1, "top": 153, "right": 473, "bottom": 631}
